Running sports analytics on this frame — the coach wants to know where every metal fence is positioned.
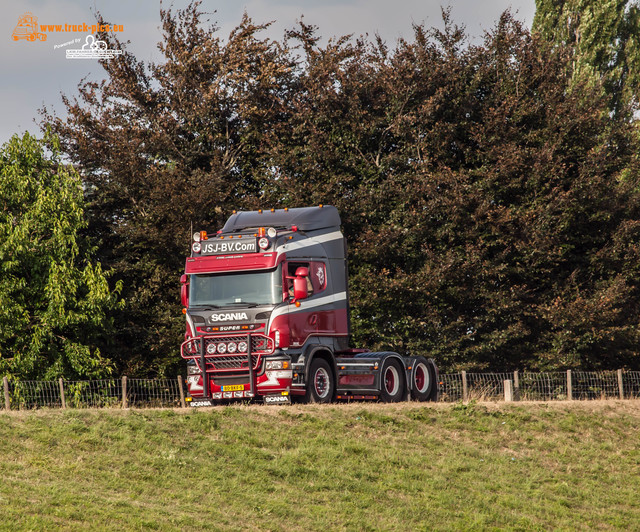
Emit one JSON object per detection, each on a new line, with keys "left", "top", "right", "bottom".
{"left": 2, "top": 371, "right": 640, "bottom": 410}
{"left": 2, "top": 377, "right": 184, "bottom": 411}
{"left": 439, "top": 369, "right": 640, "bottom": 402}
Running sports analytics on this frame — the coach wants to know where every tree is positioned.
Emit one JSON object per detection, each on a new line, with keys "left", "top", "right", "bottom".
{"left": 533, "top": 0, "right": 640, "bottom": 118}
{"left": 0, "top": 132, "right": 121, "bottom": 380}
{"left": 42, "top": 3, "right": 294, "bottom": 375}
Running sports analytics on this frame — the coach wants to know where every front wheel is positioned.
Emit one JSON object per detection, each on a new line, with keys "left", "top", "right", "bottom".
{"left": 306, "top": 358, "right": 334, "bottom": 403}
{"left": 380, "top": 358, "right": 405, "bottom": 403}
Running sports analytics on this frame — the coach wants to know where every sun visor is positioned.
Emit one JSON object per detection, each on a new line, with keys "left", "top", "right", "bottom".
{"left": 222, "top": 206, "right": 341, "bottom": 233}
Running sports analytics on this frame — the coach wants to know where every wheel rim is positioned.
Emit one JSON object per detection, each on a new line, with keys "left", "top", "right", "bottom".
{"left": 414, "top": 363, "right": 429, "bottom": 393}
{"left": 314, "top": 367, "right": 330, "bottom": 398}
{"left": 385, "top": 366, "right": 400, "bottom": 395}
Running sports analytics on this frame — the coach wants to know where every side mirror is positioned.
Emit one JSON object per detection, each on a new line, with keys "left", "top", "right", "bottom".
{"left": 180, "top": 274, "right": 189, "bottom": 307}
{"left": 293, "top": 267, "right": 309, "bottom": 301}
{"left": 287, "top": 267, "right": 310, "bottom": 303}
{"left": 293, "top": 276, "right": 308, "bottom": 301}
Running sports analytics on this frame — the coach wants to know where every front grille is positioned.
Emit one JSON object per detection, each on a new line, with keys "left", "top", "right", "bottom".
{"left": 208, "top": 354, "right": 259, "bottom": 371}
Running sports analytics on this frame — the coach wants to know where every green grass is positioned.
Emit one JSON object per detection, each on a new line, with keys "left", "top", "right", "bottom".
{"left": 0, "top": 401, "right": 638, "bottom": 530}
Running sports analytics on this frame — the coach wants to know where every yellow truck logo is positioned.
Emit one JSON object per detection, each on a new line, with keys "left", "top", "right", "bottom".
{"left": 12, "top": 12, "right": 47, "bottom": 42}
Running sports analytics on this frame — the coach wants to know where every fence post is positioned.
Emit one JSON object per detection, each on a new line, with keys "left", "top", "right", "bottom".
{"left": 617, "top": 369, "right": 624, "bottom": 400}
{"left": 513, "top": 370, "right": 519, "bottom": 401}
{"left": 461, "top": 371, "right": 468, "bottom": 402}
{"left": 3, "top": 377, "right": 9, "bottom": 411}
{"left": 567, "top": 370, "right": 573, "bottom": 401}
{"left": 122, "top": 376, "right": 128, "bottom": 409}
{"left": 59, "top": 378, "right": 66, "bottom": 409}
{"left": 504, "top": 380, "right": 513, "bottom": 402}
{"left": 178, "top": 376, "right": 186, "bottom": 408}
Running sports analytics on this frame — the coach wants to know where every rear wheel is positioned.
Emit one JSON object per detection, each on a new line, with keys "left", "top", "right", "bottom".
{"left": 306, "top": 358, "right": 334, "bottom": 403}
{"left": 410, "top": 356, "right": 434, "bottom": 401}
{"left": 380, "top": 358, "right": 405, "bottom": 402}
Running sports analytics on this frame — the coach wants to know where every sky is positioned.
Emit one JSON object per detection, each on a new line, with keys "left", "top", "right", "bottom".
{"left": 1, "top": 0, "right": 536, "bottom": 147}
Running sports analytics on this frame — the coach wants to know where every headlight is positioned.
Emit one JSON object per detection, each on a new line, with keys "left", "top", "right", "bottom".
{"left": 258, "top": 237, "right": 270, "bottom": 250}
{"left": 265, "top": 360, "right": 289, "bottom": 370}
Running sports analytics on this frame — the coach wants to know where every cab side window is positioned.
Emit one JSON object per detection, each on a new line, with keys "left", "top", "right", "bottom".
{"left": 309, "top": 262, "right": 327, "bottom": 293}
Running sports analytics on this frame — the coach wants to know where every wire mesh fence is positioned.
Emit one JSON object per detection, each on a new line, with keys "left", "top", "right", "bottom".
{"left": 2, "top": 377, "right": 183, "bottom": 410}
{"left": 127, "top": 379, "right": 182, "bottom": 408}
{"left": 625, "top": 372, "right": 640, "bottom": 399}
{"left": 467, "top": 373, "right": 513, "bottom": 401}
{"left": 519, "top": 372, "right": 568, "bottom": 401}
{"left": 3, "top": 370, "right": 640, "bottom": 410}
{"left": 64, "top": 380, "right": 122, "bottom": 408}
{"left": 438, "top": 373, "right": 464, "bottom": 402}
{"left": 9, "top": 380, "right": 64, "bottom": 409}
{"left": 436, "top": 370, "right": 640, "bottom": 402}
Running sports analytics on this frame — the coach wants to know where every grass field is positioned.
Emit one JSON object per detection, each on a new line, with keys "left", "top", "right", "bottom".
{"left": 0, "top": 400, "right": 638, "bottom": 531}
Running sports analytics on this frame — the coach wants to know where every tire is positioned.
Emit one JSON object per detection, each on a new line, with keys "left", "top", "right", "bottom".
{"left": 380, "top": 358, "right": 405, "bottom": 403}
{"left": 306, "top": 358, "right": 334, "bottom": 403}
{"left": 410, "top": 356, "right": 434, "bottom": 401}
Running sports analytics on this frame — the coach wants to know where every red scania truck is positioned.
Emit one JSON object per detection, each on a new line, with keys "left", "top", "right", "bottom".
{"left": 180, "top": 206, "right": 438, "bottom": 406}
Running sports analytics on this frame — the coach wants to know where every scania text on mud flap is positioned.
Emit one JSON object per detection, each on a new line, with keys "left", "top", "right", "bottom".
{"left": 180, "top": 206, "right": 439, "bottom": 405}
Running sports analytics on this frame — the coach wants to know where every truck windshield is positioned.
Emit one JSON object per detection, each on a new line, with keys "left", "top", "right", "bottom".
{"left": 189, "top": 267, "right": 282, "bottom": 308}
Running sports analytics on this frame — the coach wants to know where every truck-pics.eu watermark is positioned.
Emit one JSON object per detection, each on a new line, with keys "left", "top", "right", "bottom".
{"left": 11, "top": 12, "right": 124, "bottom": 60}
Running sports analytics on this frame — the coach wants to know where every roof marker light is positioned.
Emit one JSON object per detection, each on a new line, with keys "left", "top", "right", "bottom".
{"left": 319, "top": 204, "right": 323, "bottom": 208}
{"left": 271, "top": 208, "right": 275, "bottom": 213}
{"left": 284, "top": 207, "right": 289, "bottom": 212}
{"left": 259, "top": 209, "right": 263, "bottom": 214}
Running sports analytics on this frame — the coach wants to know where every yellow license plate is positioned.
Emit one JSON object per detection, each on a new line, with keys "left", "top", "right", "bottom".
{"left": 222, "top": 385, "right": 245, "bottom": 392}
